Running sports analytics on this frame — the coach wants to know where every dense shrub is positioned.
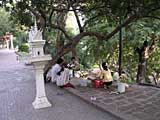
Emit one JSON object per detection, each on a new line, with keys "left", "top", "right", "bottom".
{"left": 18, "top": 43, "right": 29, "bottom": 53}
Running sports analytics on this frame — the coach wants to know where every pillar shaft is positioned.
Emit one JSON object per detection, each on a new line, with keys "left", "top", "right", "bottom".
{"left": 32, "top": 62, "right": 52, "bottom": 109}
{"left": 10, "top": 35, "right": 14, "bottom": 49}
{"left": 6, "top": 40, "right": 9, "bottom": 49}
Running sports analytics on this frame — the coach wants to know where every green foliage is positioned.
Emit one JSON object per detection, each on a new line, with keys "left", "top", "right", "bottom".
{"left": 77, "top": 16, "right": 160, "bottom": 83}
{"left": 147, "top": 41, "right": 160, "bottom": 74}
{"left": 18, "top": 43, "right": 29, "bottom": 53}
{"left": 44, "top": 29, "right": 57, "bottom": 54}
{"left": 0, "top": 8, "right": 14, "bottom": 35}
{"left": 122, "top": 19, "right": 160, "bottom": 81}
{"left": 0, "top": 8, "right": 28, "bottom": 49}
{"left": 1, "top": 0, "right": 160, "bottom": 83}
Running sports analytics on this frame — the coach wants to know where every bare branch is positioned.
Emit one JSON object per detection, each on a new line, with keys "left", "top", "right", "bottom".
{"left": 49, "top": 9, "right": 55, "bottom": 26}
{"left": 83, "top": 14, "right": 99, "bottom": 28}
{"left": 69, "top": 0, "right": 83, "bottom": 33}
{"left": 105, "top": 14, "right": 137, "bottom": 40}
{"left": 27, "top": 6, "right": 40, "bottom": 18}
{"left": 144, "top": 16, "right": 160, "bottom": 20}
{"left": 50, "top": 23, "right": 72, "bottom": 40}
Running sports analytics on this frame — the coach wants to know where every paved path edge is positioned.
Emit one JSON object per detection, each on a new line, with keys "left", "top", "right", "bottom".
{"left": 65, "top": 87, "right": 139, "bottom": 120}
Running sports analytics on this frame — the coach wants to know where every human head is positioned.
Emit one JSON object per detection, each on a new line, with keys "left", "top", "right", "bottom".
{"left": 102, "top": 62, "right": 108, "bottom": 70}
{"left": 143, "top": 40, "right": 148, "bottom": 47}
{"left": 62, "top": 62, "right": 68, "bottom": 68}
{"left": 56, "top": 58, "right": 64, "bottom": 65}
{"left": 71, "top": 57, "right": 76, "bottom": 61}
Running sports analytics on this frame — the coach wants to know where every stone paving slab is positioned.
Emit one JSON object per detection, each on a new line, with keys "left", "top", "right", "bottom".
{"left": 66, "top": 80, "right": 160, "bottom": 120}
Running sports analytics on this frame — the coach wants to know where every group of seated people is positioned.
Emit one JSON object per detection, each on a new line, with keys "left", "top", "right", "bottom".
{"left": 47, "top": 56, "right": 119, "bottom": 89}
{"left": 46, "top": 57, "right": 80, "bottom": 88}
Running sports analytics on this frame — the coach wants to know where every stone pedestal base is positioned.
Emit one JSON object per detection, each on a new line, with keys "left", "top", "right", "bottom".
{"left": 32, "top": 96, "right": 52, "bottom": 109}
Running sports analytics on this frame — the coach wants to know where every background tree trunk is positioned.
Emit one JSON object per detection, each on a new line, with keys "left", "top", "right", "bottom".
{"left": 136, "top": 35, "right": 158, "bottom": 83}
{"left": 137, "top": 60, "right": 147, "bottom": 83}
{"left": 55, "top": 31, "right": 64, "bottom": 53}
{"left": 136, "top": 41, "right": 148, "bottom": 83}
{"left": 71, "top": 48, "right": 77, "bottom": 58}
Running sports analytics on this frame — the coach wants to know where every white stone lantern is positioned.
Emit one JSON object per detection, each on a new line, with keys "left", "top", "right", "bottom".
{"left": 28, "top": 29, "right": 52, "bottom": 109}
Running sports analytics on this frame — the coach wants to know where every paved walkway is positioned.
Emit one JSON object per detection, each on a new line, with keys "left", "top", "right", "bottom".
{"left": 0, "top": 49, "right": 118, "bottom": 120}
{"left": 1, "top": 49, "right": 160, "bottom": 120}
{"left": 67, "top": 78, "right": 160, "bottom": 120}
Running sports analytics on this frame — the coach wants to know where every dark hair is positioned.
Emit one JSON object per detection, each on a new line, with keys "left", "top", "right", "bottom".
{"left": 59, "top": 63, "right": 68, "bottom": 73}
{"left": 102, "top": 62, "right": 108, "bottom": 71}
{"left": 143, "top": 40, "right": 148, "bottom": 47}
{"left": 56, "top": 58, "right": 64, "bottom": 64}
{"left": 71, "top": 57, "right": 76, "bottom": 60}
{"left": 62, "top": 62, "right": 68, "bottom": 68}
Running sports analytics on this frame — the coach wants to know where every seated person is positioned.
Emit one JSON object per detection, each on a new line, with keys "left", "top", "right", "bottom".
{"left": 46, "top": 67, "right": 52, "bottom": 83}
{"left": 68, "top": 57, "right": 80, "bottom": 70}
{"left": 51, "top": 58, "right": 64, "bottom": 83}
{"left": 68, "top": 57, "right": 80, "bottom": 77}
{"left": 56, "top": 63, "right": 70, "bottom": 87}
{"left": 98, "top": 62, "right": 113, "bottom": 89}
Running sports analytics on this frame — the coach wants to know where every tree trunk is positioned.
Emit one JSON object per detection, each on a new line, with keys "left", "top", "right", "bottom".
{"left": 136, "top": 41, "right": 148, "bottom": 84}
{"left": 136, "top": 34, "right": 158, "bottom": 84}
{"left": 118, "top": 18, "right": 123, "bottom": 76}
{"left": 55, "top": 12, "right": 67, "bottom": 53}
{"left": 55, "top": 30, "right": 64, "bottom": 53}
{"left": 136, "top": 61, "right": 147, "bottom": 83}
{"left": 71, "top": 47, "right": 77, "bottom": 58}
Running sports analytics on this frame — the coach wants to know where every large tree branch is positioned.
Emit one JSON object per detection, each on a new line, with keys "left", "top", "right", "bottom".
{"left": 44, "top": 14, "right": 138, "bottom": 73}
{"left": 69, "top": 0, "right": 83, "bottom": 33}
{"left": 83, "top": 14, "right": 100, "bottom": 28}
{"left": 44, "top": 31, "right": 105, "bottom": 73}
{"left": 49, "top": 23, "right": 72, "bottom": 40}
{"left": 38, "top": 9, "right": 47, "bottom": 29}
{"left": 49, "top": 9, "right": 55, "bottom": 27}
{"left": 27, "top": 6, "right": 40, "bottom": 18}
{"left": 44, "top": 1, "right": 160, "bottom": 74}
{"left": 41, "top": 7, "right": 82, "bottom": 12}
{"left": 144, "top": 16, "right": 160, "bottom": 20}
{"left": 105, "top": 14, "right": 137, "bottom": 40}
{"left": 141, "top": 2, "right": 160, "bottom": 16}
{"left": 72, "top": 9, "right": 83, "bottom": 33}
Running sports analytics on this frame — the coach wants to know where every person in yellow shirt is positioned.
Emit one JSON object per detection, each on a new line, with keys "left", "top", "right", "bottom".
{"left": 98, "top": 62, "right": 113, "bottom": 89}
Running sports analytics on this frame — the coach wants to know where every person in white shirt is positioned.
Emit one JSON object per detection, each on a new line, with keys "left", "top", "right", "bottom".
{"left": 56, "top": 63, "right": 70, "bottom": 87}
{"left": 51, "top": 58, "right": 64, "bottom": 83}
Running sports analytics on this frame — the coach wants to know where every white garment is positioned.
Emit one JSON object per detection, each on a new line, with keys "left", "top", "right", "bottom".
{"left": 56, "top": 68, "right": 70, "bottom": 86}
{"left": 46, "top": 69, "right": 52, "bottom": 78}
{"left": 113, "top": 72, "right": 119, "bottom": 81}
{"left": 51, "top": 64, "right": 61, "bottom": 83}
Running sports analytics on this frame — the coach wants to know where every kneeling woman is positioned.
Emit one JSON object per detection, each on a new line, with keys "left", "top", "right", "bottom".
{"left": 56, "top": 63, "right": 75, "bottom": 88}
{"left": 98, "top": 62, "right": 113, "bottom": 89}
{"left": 56, "top": 63, "right": 70, "bottom": 87}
